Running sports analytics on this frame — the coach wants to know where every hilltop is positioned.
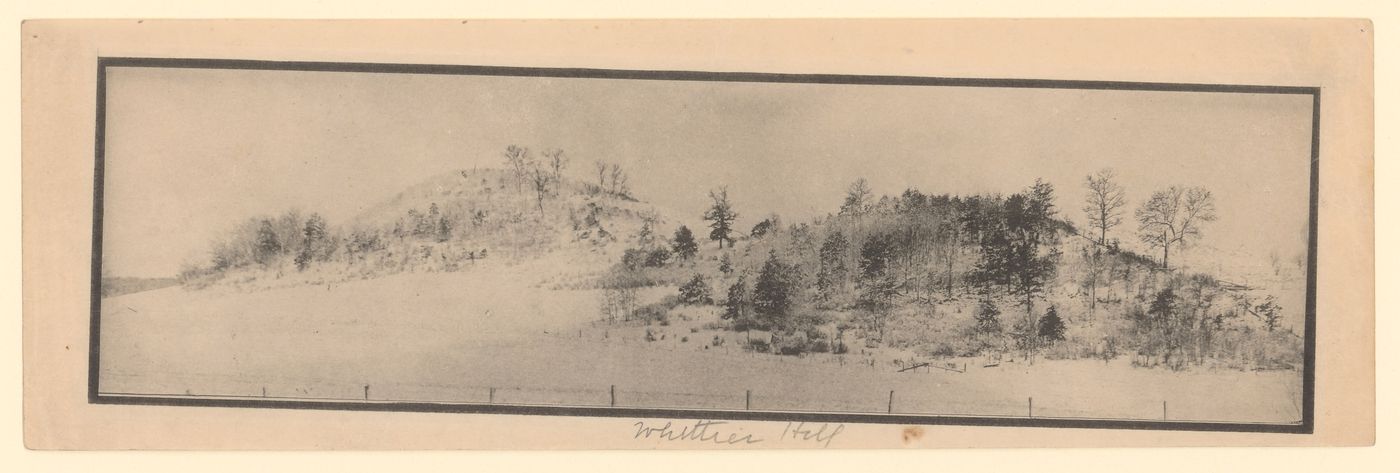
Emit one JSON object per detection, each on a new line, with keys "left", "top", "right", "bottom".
{"left": 176, "top": 166, "right": 678, "bottom": 292}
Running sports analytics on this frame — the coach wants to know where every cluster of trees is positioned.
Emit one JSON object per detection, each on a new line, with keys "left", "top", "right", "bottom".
{"left": 591, "top": 160, "right": 632, "bottom": 197}
{"left": 1125, "top": 275, "right": 1294, "bottom": 369}
{"left": 502, "top": 145, "right": 572, "bottom": 214}
{"left": 185, "top": 145, "right": 655, "bottom": 287}
{"left": 186, "top": 209, "right": 342, "bottom": 280}
{"left": 598, "top": 168, "right": 1296, "bottom": 370}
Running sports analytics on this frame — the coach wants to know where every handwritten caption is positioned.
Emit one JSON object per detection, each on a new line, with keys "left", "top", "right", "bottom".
{"left": 632, "top": 420, "right": 845, "bottom": 448}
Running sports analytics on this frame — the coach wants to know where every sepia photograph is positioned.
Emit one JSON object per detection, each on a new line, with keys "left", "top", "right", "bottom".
{"left": 91, "top": 59, "right": 1316, "bottom": 431}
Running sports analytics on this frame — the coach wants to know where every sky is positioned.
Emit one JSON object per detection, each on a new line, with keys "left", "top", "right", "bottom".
{"left": 101, "top": 66, "right": 1314, "bottom": 278}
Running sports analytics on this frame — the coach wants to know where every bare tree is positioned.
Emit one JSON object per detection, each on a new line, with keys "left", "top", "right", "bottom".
{"left": 839, "top": 178, "right": 873, "bottom": 217}
{"left": 1135, "top": 186, "right": 1217, "bottom": 270}
{"left": 530, "top": 166, "right": 552, "bottom": 215}
{"left": 543, "top": 148, "right": 569, "bottom": 187}
{"left": 1082, "top": 168, "right": 1127, "bottom": 246}
{"left": 503, "top": 145, "right": 532, "bottom": 192}
{"left": 594, "top": 160, "right": 608, "bottom": 190}
{"left": 608, "top": 163, "right": 629, "bottom": 196}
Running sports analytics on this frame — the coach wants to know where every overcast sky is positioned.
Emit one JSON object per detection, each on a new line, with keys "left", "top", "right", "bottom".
{"left": 101, "top": 66, "right": 1313, "bottom": 278}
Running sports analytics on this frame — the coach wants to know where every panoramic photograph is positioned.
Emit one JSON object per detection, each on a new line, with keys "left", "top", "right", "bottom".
{"left": 95, "top": 63, "right": 1313, "bottom": 426}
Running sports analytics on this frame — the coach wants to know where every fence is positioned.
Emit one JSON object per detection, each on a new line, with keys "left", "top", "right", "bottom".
{"left": 97, "top": 381, "right": 1299, "bottom": 424}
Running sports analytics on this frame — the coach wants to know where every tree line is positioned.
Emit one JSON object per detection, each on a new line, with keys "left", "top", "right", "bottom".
{"left": 603, "top": 169, "right": 1297, "bottom": 370}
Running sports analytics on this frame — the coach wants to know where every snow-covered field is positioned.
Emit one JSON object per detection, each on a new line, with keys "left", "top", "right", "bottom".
{"left": 99, "top": 264, "right": 1302, "bottom": 424}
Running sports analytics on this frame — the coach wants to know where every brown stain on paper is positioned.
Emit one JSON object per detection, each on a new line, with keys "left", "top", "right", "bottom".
{"left": 901, "top": 426, "right": 924, "bottom": 444}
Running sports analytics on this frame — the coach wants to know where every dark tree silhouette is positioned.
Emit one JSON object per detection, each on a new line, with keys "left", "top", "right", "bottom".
{"left": 722, "top": 274, "right": 750, "bottom": 323}
{"left": 1038, "top": 305, "right": 1067, "bottom": 342}
{"left": 856, "top": 233, "right": 900, "bottom": 342}
{"left": 254, "top": 219, "right": 281, "bottom": 266}
{"left": 974, "top": 298, "right": 1002, "bottom": 335}
{"left": 703, "top": 186, "right": 739, "bottom": 249}
{"left": 678, "top": 273, "right": 712, "bottom": 305}
{"left": 753, "top": 250, "right": 799, "bottom": 329}
{"left": 671, "top": 225, "right": 699, "bottom": 260}
{"left": 530, "top": 166, "right": 552, "bottom": 215}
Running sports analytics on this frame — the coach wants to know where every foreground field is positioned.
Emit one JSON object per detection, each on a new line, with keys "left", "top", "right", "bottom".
{"left": 99, "top": 266, "right": 1303, "bottom": 424}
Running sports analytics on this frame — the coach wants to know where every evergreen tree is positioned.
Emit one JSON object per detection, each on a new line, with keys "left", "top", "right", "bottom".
{"left": 703, "top": 186, "right": 739, "bottom": 249}
{"left": 671, "top": 225, "right": 699, "bottom": 260}
{"left": 856, "top": 233, "right": 901, "bottom": 342}
{"left": 1038, "top": 305, "right": 1067, "bottom": 342}
{"left": 302, "top": 213, "right": 327, "bottom": 247}
{"left": 753, "top": 251, "right": 798, "bottom": 329}
{"left": 436, "top": 216, "right": 452, "bottom": 243}
{"left": 974, "top": 298, "right": 1002, "bottom": 335}
{"left": 718, "top": 253, "right": 733, "bottom": 274}
{"left": 857, "top": 232, "right": 896, "bottom": 280}
{"left": 1148, "top": 287, "right": 1177, "bottom": 330}
{"left": 678, "top": 274, "right": 712, "bottom": 305}
{"left": 750, "top": 219, "right": 776, "bottom": 238}
{"left": 254, "top": 219, "right": 281, "bottom": 265}
{"left": 297, "top": 213, "right": 329, "bottom": 270}
{"left": 722, "top": 274, "right": 750, "bottom": 323}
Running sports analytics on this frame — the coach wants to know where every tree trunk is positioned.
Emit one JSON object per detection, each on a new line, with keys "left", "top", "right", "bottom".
{"left": 945, "top": 251, "right": 955, "bottom": 299}
{"left": 1026, "top": 294, "right": 1036, "bottom": 365}
{"left": 1089, "top": 276, "right": 1097, "bottom": 325}
{"left": 1099, "top": 215, "right": 1107, "bottom": 246}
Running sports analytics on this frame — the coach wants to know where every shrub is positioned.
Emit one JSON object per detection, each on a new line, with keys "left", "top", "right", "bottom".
{"left": 644, "top": 247, "right": 672, "bottom": 267}
{"left": 678, "top": 274, "right": 713, "bottom": 305}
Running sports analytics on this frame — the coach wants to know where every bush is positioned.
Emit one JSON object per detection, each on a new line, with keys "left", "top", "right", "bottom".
{"left": 678, "top": 274, "right": 713, "bottom": 305}
{"left": 644, "top": 247, "right": 672, "bottom": 267}
{"left": 745, "top": 338, "right": 771, "bottom": 353}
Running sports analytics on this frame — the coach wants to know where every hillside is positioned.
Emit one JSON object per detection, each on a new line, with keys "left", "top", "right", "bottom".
{"left": 178, "top": 167, "right": 677, "bottom": 292}
{"left": 174, "top": 168, "right": 1303, "bottom": 375}
{"left": 588, "top": 182, "right": 1304, "bottom": 374}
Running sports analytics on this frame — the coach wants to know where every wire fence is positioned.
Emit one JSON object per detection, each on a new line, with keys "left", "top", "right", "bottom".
{"left": 97, "top": 379, "right": 1302, "bottom": 425}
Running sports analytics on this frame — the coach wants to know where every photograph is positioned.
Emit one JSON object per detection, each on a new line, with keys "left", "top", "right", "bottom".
{"left": 92, "top": 59, "right": 1315, "bottom": 430}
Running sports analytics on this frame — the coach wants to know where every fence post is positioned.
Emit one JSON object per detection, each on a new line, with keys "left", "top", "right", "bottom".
{"left": 364, "top": 385, "right": 370, "bottom": 401}
{"left": 610, "top": 385, "right": 616, "bottom": 407}
{"left": 888, "top": 390, "right": 895, "bottom": 414}
{"left": 489, "top": 387, "right": 496, "bottom": 404}
{"left": 262, "top": 387, "right": 266, "bottom": 398}
{"left": 1163, "top": 401, "right": 1167, "bottom": 421}
{"left": 746, "top": 389, "right": 752, "bottom": 410}
{"left": 1028, "top": 397, "right": 1033, "bottom": 418}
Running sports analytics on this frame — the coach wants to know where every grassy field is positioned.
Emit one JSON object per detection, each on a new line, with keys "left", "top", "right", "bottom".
{"left": 99, "top": 262, "right": 1302, "bottom": 424}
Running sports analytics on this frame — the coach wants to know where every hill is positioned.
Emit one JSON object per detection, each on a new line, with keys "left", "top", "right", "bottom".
{"left": 177, "top": 167, "right": 678, "bottom": 292}
{"left": 173, "top": 167, "right": 1303, "bottom": 374}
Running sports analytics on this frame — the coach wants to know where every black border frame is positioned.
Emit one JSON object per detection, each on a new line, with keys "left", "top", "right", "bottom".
{"left": 89, "top": 57, "right": 1320, "bottom": 434}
